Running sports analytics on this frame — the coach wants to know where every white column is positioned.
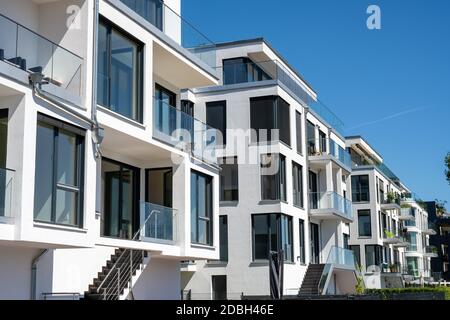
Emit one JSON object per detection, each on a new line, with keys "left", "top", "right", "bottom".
{"left": 336, "top": 168, "right": 343, "bottom": 196}
{"left": 325, "top": 161, "right": 334, "bottom": 192}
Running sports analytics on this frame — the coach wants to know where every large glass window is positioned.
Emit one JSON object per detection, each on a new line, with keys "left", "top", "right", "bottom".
{"left": 298, "top": 219, "right": 306, "bottom": 264}
{"left": 206, "top": 101, "right": 227, "bottom": 146}
{"left": 98, "top": 18, "right": 143, "bottom": 122}
{"left": 102, "top": 159, "right": 139, "bottom": 239}
{"left": 358, "top": 210, "right": 372, "bottom": 237}
{"left": 219, "top": 157, "right": 238, "bottom": 202}
{"left": 250, "top": 96, "right": 290, "bottom": 146}
{"left": 295, "top": 111, "right": 302, "bottom": 155}
{"left": 261, "top": 154, "right": 286, "bottom": 201}
{"left": 34, "top": 115, "right": 85, "bottom": 227}
{"left": 223, "top": 57, "right": 271, "bottom": 85}
{"left": 351, "top": 175, "right": 370, "bottom": 202}
{"left": 365, "top": 245, "right": 382, "bottom": 269}
{"left": 219, "top": 215, "right": 228, "bottom": 262}
{"left": 252, "top": 213, "right": 293, "bottom": 262}
{"left": 350, "top": 245, "right": 361, "bottom": 267}
{"left": 191, "top": 170, "right": 213, "bottom": 246}
{"left": 120, "top": 0, "right": 163, "bottom": 30}
{"left": 292, "top": 161, "right": 304, "bottom": 208}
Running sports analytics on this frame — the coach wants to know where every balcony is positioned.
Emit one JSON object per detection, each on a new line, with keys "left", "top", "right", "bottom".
{"left": 399, "top": 208, "right": 415, "bottom": 221}
{"left": 424, "top": 246, "right": 438, "bottom": 258}
{"left": 309, "top": 192, "right": 353, "bottom": 222}
{"left": 139, "top": 201, "right": 177, "bottom": 245}
{"left": 153, "top": 98, "right": 218, "bottom": 165}
{"left": 0, "top": 13, "right": 83, "bottom": 97}
{"left": 118, "top": 0, "right": 216, "bottom": 69}
{"left": 0, "top": 167, "right": 14, "bottom": 223}
{"left": 180, "top": 260, "right": 197, "bottom": 273}
{"left": 382, "top": 230, "right": 404, "bottom": 245}
{"left": 307, "top": 138, "right": 352, "bottom": 173}
{"left": 381, "top": 195, "right": 401, "bottom": 211}
{"left": 422, "top": 222, "right": 437, "bottom": 235}
{"left": 218, "top": 59, "right": 345, "bottom": 134}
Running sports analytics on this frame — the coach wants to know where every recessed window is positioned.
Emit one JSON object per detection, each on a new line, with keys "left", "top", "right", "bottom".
{"left": 295, "top": 111, "right": 302, "bottom": 155}
{"left": 358, "top": 210, "right": 371, "bottom": 237}
{"left": 250, "top": 96, "right": 290, "bottom": 146}
{"left": 298, "top": 219, "right": 306, "bottom": 264}
{"left": 365, "top": 245, "right": 382, "bottom": 269}
{"left": 120, "top": 0, "right": 163, "bottom": 30}
{"left": 351, "top": 175, "right": 370, "bottom": 202}
{"left": 206, "top": 101, "right": 227, "bottom": 146}
{"left": 191, "top": 170, "right": 213, "bottom": 246}
{"left": 252, "top": 213, "right": 293, "bottom": 262}
{"left": 34, "top": 114, "right": 85, "bottom": 227}
{"left": 219, "top": 215, "right": 228, "bottom": 262}
{"left": 219, "top": 157, "right": 238, "bottom": 202}
{"left": 292, "top": 161, "right": 304, "bottom": 208}
{"left": 97, "top": 17, "right": 143, "bottom": 122}
{"left": 222, "top": 57, "right": 271, "bottom": 85}
{"left": 261, "top": 154, "right": 286, "bottom": 201}
{"left": 350, "top": 245, "right": 361, "bottom": 267}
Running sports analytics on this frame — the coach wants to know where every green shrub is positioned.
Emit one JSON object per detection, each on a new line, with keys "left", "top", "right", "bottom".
{"left": 365, "top": 286, "right": 450, "bottom": 300}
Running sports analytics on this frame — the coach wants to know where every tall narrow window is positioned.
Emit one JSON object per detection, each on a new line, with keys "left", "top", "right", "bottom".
{"left": 250, "top": 96, "right": 290, "bottom": 146}
{"left": 292, "top": 161, "right": 304, "bottom": 208}
{"left": 102, "top": 158, "right": 140, "bottom": 239}
{"left": 0, "top": 109, "right": 7, "bottom": 168}
{"left": 350, "top": 245, "right": 361, "bottom": 267}
{"left": 261, "top": 154, "right": 286, "bottom": 201}
{"left": 219, "top": 157, "right": 238, "bottom": 202}
{"left": 306, "top": 120, "right": 316, "bottom": 155}
{"left": 343, "top": 234, "right": 349, "bottom": 249}
{"left": 252, "top": 213, "right": 293, "bottom": 261}
{"left": 219, "top": 215, "right": 228, "bottom": 262}
{"left": 358, "top": 210, "right": 372, "bottom": 237}
{"left": 206, "top": 101, "right": 227, "bottom": 146}
{"left": 97, "top": 18, "right": 143, "bottom": 122}
{"left": 34, "top": 114, "right": 85, "bottom": 227}
{"left": 298, "top": 219, "right": 306, "bottom": 264}
{"left": 191, "top": 170, "right": 213, "bottom": 246}
{"left": 295, "top": 111, "right": 302, "bottom": 154}
{"left": 351, "top": 175, "right": 370, "bottom": 202}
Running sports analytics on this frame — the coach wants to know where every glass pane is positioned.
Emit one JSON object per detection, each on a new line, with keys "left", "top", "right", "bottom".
{"left": 110, "top": 29, "right": 139, "bottom": 120}
{"left": 55, "top": 189, "right": 77, "bottom": 225}
{"left": 97, "top": 22, "right": 109, "bottom": 107}
{"left": 34, "top": 122, "right": 54, "bottom": 222}
{"left": 102, "top": 160, "right": 121, "bottom": 237}
{"left": 253, "top": 215, "right": 268, "bottom": 260}
{"left": 190, "top": 172, "right": 197, "bottom": 242}
{"left": 57, "top": 129, "right": 78, "bottom": 186}
{"left": 121, "top": 168, "right": 134, "bottom": 239}
{"left": 0, "top": 109, "right": 7, "bottom": 167}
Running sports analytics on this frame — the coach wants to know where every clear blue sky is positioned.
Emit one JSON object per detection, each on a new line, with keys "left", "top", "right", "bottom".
{"left": 183, "top": 0, "right": 450, "bottom": 208}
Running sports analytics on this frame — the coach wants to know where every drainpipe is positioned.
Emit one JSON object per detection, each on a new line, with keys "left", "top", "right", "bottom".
{"left": 91, "top": 0, "right": 100, "bottom": 157}
{"left": 31, "top": 249, "right": 49, "bottom": 300}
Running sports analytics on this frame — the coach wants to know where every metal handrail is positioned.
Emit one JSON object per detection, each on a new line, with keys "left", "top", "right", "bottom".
{"left": 96, "top": 209, "right": 161, "bottom": 298}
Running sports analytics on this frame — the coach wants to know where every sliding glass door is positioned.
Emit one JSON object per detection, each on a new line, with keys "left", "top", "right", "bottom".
{"left": 102, "top": 158, "right": 139, "bottom": 239}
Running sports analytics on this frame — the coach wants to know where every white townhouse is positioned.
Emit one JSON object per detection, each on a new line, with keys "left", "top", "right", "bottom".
{"left": 346, "top": 136, "right": 436, "bottom": 289}
{"left": 0, "top": 0, "right": 222, "bottom": 300}
{"left": 180, "top": 39, "right": 358, "bottom": 299}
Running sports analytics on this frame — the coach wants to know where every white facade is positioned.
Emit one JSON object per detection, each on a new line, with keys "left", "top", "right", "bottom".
{"left": 346, "top": 136, "right": 434, "bottom": 288}
{"left": 181, "top": 39, "right": 357, "bottom": 299}
{"left": 0, "top": 0, "right": 220, "bottom": 300}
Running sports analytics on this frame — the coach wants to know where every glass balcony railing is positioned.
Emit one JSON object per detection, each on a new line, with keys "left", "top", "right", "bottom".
{"left": 140, "top": 201, "right": 177, "bottom": 244}
{"left": 307, "top": 137, "right": 352, "bottom": 168}
{"left": 0, "top": 167, "right": 14, "bottom": 219}
{"left": 0, "top": 13, "right": 83, "bottom": 96}
{"left": 120, "top": 0, "right": 216, "bottom": 68}
{"left": 382, "top": 195, "right": 401, "bottom": 206}
{"left": 425, "top": 245, "right": 438, "bottom": 256}
{"left": 318, "top": 246, "right": 356, "bottom": 294}
{"left": 404, "top": 219, "right": 417, "bottom": 227}
{"left": 309, "top": 191, "right": 353, "bottom": 220}
{"left": 153, "top": 98, "right": 218, "bottom": 165}
{"left": 217, "top": 59, "right": 345, "bottom": 134}
{"left": 406, "top": 244, "right": 418, "bottom": 252}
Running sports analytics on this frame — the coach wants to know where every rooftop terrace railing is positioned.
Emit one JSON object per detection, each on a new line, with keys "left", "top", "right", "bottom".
{"left": 217, "top": 59, "right": 346, "bottom": 134}
{"left": 120, "top": 0, "right": 216, "bottom": 68}
{"left": 0, "top": 13, "right": 83, "bottom": 96}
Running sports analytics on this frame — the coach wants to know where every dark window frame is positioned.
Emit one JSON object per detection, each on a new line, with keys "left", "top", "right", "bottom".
{"left": 34, "top": 113, "right": 85, "bottom": 228}
{"left": 97, "top": 16, "right": 144, "bottom": 123}
{"left": 292, "top": 161, "right": 304, "bottom": 208}
{"left": 351, "top": 175, "right": 370, "bottom": 202}
{"left": 219, "top": 215, "right": 228, "bottom": 262}
{"left": 191, "top": 170, "right": 214, "bottom": 246}
{"left": 260, "top": 153, "right": 286, "bottom": 202}
{"left": 358, "top": 209, "right": 372, "bottom": 237}
{"left": 219, "top": 156, "right": 238, "bottom": 202}
{"left": 298, "top": 219, "right": 306, "bottom": 264}
{"left": 206, "top": 100, "right": 227, "bottom": 146}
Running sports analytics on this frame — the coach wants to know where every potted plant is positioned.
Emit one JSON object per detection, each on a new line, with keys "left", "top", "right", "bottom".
{"left": 384, "top": 229, "right": 395, "bottom": 239}
{"left": 386, "top": 191, "right": 396, "bottom": 203}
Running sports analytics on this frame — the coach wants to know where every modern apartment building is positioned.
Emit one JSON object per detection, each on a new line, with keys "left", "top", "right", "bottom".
{"left": 180, "top": 39, "right": 358, "bottom": 299}
{"left": 0, "top": 0, "right": 221, "bottom": 300}
{"left": 426, "top": 201, "right": 450, "bottom": 281}
{"left": 346, "top": 136, "right": 436, "bottom": 288}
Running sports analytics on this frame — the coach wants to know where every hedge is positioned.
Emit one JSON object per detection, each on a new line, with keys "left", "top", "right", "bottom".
{"left": 365, "top": 286, "right": 450, "bottom": 300}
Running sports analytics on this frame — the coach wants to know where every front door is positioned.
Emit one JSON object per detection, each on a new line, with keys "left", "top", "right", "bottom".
{"left": 212, "top": 275, "right": 227, "bottom": 300}
{"left": 310, "top": 223, "right": 320, "bottom": 264}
